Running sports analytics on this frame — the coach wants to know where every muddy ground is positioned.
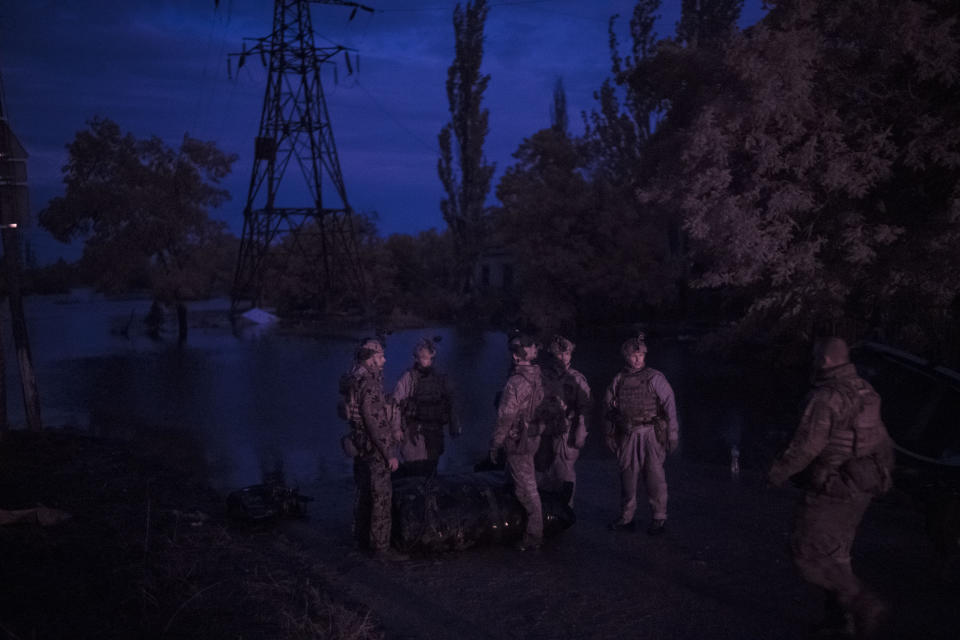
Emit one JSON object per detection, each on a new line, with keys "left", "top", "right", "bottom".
{"left": 289, "top": 449, "right": 959, "bottom": 640}
{"left": 0, "top": 429, "right": 381, "bottom": 640}
{"left": 1, "top": 428, "right": 958, "bottom": 639}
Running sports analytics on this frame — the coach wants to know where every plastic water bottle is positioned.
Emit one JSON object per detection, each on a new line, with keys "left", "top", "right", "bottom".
{"left": 730, "top": 445, "right": 740, "bottom": 479}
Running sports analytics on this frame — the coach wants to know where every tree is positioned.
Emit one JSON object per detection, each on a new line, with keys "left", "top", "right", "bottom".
{"left": 495, "top": 79, "right": 679, "bottom": 331}
{"left": 640, "top": 0, "right": 960, "bottom": 354}
{"left": 40, "top": 117, "right": 237, "bottom": 341}
{"left": 438, "top": 0, "right": 495, "bottom": 296}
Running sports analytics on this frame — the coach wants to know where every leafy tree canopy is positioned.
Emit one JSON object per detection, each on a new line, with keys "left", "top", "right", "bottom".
{"left": 39, "top": 117, "right": 238, "bottom": 304}
{"left": 638, "top": 0, "right": 960, "bottom": 350}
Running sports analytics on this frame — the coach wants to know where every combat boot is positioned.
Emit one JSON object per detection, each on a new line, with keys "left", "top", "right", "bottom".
{"left": 646, "top": 519, "right": 667, "bottom": 535}
{"left": 372, "top": 548, "right": 409, "bottom": 563}
{"left": 851, "top": 591, "right": 890, "bottom": 639}
{"left": 515, "top": 535, "right": 542, "bottom": 552}
{"left": 608, "top": 520, "right": 636, "bottom": 532}
{"left": 812, "top": 593, "right": 854, "bottom": 638}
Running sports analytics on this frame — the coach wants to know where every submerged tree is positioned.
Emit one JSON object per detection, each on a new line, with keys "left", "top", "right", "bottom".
{"left": 40, "top": 117, "right": 237, "bottom": 341}
{"left": 438, "top": 0, "right": 495, "bottom": 295}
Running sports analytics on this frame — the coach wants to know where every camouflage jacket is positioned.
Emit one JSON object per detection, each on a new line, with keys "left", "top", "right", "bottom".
{"left": 541, "top": 362, "right": 591, "bottom": 440}
{"left": 491, "top": 363, "right": 543, "bottom": 454}
{"left": 354, "top": 364, "right": 395, "bottom": 464}
{"left": 768, "top": 362, "right": 892, "bottom": 488}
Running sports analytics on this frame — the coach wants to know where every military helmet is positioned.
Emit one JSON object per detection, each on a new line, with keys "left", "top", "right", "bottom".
{"left": 413, "top": 337, "right": 437, "bottom": 357}
{"left": 548, "top": 334, "right": 575, "bottom": 356}
{"left": 508, "top": 333, "right": 538, "bottom": 359}
{"left": 355, "top": 336, "right": 384, "bottom": 362}
{"left": 620, "top": 333, "right": 648, "bottom": 358}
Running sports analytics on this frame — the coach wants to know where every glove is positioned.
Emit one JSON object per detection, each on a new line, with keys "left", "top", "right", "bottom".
{"left": 767, "top": 467, "right": 787, "bottom": 488}
{"left": 605, "top": 435, "right": 617, "bottom": 454}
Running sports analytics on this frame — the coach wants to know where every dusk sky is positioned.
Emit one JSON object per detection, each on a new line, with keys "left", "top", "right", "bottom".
{"left": 1, "top": 0, "right": 765, "bottom": 264}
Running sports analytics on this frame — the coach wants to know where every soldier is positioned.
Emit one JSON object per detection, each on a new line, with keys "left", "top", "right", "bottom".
{"left": 393, "top": 337, "right": 461, "bottom": 475}
{"left": 767, "top": 337, "right": 894, "bottom": 638}
{"left": 604, "top": 333, "right": 679, "bottom": 535}
{"left": 490, "top": 334, "right": 545, "bottom": 551}
{"left": 341, "top": 337, "right": 406, "bottom": 561}
{"left": 537, "top": 335, "right": 591, "bottom": 508}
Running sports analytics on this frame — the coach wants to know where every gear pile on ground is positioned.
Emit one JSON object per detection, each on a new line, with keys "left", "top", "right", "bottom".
{"left": 391, "top": 471, "right": 575, "bottom": 553}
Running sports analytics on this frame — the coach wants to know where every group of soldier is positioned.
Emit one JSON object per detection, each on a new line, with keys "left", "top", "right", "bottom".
{"left": 339, "top": 331, "right": 894, "bottom": 639}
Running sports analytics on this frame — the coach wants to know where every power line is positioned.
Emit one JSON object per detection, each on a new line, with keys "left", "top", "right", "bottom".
{"left": 352, "top": 78, "right": 439, "bottom": 154}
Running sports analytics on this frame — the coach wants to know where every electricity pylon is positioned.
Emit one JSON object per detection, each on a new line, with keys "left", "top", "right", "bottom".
{"left": 0, "top": 66, "right": 42, "bottom": 432}
{"left": 229, "top": 0, "right": 373, "bottom": 314}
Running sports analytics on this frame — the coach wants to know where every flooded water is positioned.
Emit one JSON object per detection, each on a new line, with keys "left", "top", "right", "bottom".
{"left": 0, "top": 291, "right": 787, "bottom": 490}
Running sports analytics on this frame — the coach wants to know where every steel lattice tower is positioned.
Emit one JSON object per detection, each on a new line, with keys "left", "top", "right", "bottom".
{"left": 230, "top": 0, "right": 372, "bottom": 313}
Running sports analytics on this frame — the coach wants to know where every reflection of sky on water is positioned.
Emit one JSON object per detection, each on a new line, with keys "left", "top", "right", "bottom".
{"left": 1, "top": 293, "right": 523, "bottom": 489}
{"left": 2, "top": 292, "right": 774, "bottom": 491}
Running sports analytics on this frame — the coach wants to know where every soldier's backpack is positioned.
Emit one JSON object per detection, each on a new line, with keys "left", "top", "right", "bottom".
{"left": 831, "top": 378, "right": 895, "bottom": 496}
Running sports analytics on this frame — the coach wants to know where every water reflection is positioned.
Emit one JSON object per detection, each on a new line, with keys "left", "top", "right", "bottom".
{"left": 2, "top": 293, "right": 776, "bottom": 490}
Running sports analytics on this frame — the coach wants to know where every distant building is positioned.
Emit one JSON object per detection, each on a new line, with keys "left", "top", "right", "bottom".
{"left": 475, "top": 246, "right": 514, "bottom": 291}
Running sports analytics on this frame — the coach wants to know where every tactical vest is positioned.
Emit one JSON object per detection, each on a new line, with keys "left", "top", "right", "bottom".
{"left": 340, "top": 370, "right": 374, "bottom": 456}
{"left": 825, "top": 377, "right": 889, "bottom": 460}
{"left": 408, "top": 369, "right": 450, "bottom": 424}
{"left": 617, "top": 369, "right": 659, "bottom": 424}
{"left": 539, "top": 367, "right": 572, "bottom": 436}
{"left": 812, "top": 375, "right": 894, "bottom": 496}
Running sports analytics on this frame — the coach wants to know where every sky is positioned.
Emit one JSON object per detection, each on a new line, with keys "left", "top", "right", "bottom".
{"left": 0, "top": 0, "right": 766, "bottom": 264}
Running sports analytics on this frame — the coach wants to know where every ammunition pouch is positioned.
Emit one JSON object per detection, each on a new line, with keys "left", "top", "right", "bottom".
{"left": 840, "top": 454, "right": 892, "bottom": 496}
{"left": 653, "top": 417, "right": 668, "bottom": 448}
{"left": 341, "top": 434, "right": 359, "bottom": 458}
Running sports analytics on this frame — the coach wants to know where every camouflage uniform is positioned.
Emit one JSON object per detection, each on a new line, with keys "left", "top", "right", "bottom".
{"left": 538, "top": 357, "right": 591, "bottom": 507}
{"left": 491, "top": 362, "right": 545, "bottom": 546}
{"left": 393, "top": 364, "right": 459, "bottom": 473}
{"left": 768, "top": 357, "right": 894, "bottom": 637}
{"left": 347, "top": 361, "right": 398, "bottom": 552}
{"left": 604, "top": 364, "right": 679, "bottom": 526}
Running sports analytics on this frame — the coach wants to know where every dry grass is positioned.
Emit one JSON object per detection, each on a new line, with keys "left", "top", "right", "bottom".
{"left": 0, "top": 429, "right": 384, "bottom": 640}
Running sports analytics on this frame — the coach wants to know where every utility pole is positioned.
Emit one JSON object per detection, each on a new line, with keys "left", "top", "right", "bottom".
{"left": 0, "top": 67, "right": 42, "bottom": 433}
{"left": 229, "top": 0, "right": 373, "bottom": 314}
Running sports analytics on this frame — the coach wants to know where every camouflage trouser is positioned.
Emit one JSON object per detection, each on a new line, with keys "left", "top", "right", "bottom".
{"left": 791, "top": 489, "right": 872, "bottom": 609}
{"left": 616, "top": 425, "right": 667, "bottom": 522}
{"left": 506, "top": 452, "right": 543, "bottom": 543}
{"left": 542, "top": 435, "right": 581, "bottom": 508}
{"left": 354, "top": 455, "right": 392, "bottom": 552}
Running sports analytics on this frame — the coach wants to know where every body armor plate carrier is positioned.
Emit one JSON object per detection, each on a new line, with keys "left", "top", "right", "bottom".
{"left": 617, "top": 369, "right": 660, "bottom": 426}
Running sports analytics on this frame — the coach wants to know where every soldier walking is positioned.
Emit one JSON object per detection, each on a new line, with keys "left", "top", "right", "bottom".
{"left": 768, "top": 337, "right": 894, "bottom": 638}
{"left": 490, "top": 334, "right": 545, "bottom": 551}
{"left": 393, "top": 337, "right": 460, "bottom": 476}
{"left": 341, "top": 337, "right": 406, "bottom": 561}
{"left": 604, "top": 334, "right": 680, "bottom": 535}
{"left": 537, "top": 335, "right": 591, "bottom": 508}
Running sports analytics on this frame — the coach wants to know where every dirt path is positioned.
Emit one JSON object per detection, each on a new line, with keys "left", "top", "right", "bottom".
{"left": 285, "top": 455, "right": 958, "bottom": 640}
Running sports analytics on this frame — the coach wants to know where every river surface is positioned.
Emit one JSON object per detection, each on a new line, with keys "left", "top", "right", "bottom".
{"left": 1, "top": 291, "right": 790, "bottom": 490}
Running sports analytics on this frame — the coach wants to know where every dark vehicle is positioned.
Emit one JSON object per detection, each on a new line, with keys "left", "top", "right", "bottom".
{"left": 854, "top": 341, "right": 960, "bottom": 568}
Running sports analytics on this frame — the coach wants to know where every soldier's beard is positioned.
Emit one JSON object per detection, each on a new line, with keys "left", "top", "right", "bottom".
{"left": 415, "top": 363, "right": 433, "bottom": 374}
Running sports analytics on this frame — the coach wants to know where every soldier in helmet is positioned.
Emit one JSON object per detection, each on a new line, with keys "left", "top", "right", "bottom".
{"left": 393, "top": 337, "right": 460, "bottom": 475}
{"left": 768, "top": 337, "right": 894, "bottom": 638}
{"left": 341, "top": 337, "right": 406, "bottom": 561}
{"left": 604, "top": 333, "right": 679, "bottom": 535}
{"left": 490, "top": 334, "right": 545, "bottom": 551}
{"left": 537, "top": 334, "right": 591, "bottom": 508}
